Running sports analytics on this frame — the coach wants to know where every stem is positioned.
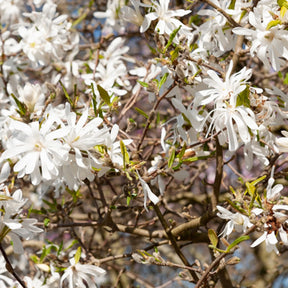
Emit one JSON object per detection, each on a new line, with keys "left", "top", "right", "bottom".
{"left": 212, "top": 138, "right": 223, "bottom": 210}
{"left": 0, "top": 243, "right": 27, "bottom": 288}
{"left": 137, "top": 82, "right": 177, "bottom": 152}
{"left": 153, "top": 204, "right": 199, "bottom": 282}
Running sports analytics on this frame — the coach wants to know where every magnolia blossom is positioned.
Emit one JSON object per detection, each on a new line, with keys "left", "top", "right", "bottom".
{"left": 216, "top": 206, "right": 253, "bottom": 238}
{"left": 93, "top": 0, "right": 126, "bottom": 33}
{"left": 18, "top": 1, "right": 79, "bottom": 66}
{"left": 0, "top": 185, "right": 42, "bottom": 254}
{"left": 140, "top": 0, "right": 191, "bottom": 42}
{"left": 194, "top": 61, "right": 252, "bottom": 107}
{"left": 276, "top": 130, "right": 288, "bottom": 153}
{"left": 17, "top": 82, "right": 45, "bottom": 114}
{"left": 60, "top": 257, "right": 106, "bottom": 288}
{"left": 137, "top": 171, "right": 159, "bottom": 211}
{"left": 251, "top": 230, "right": 279, "bottom": 254}
{"left": 121, "top": 0, "right": 144, "bottom": 26}
{"left": 0, "top": 118, "right": 70, "bottom": 185}
{"left": 233, "top": 10, "right": 288, "bottom": 71}
{"left": 203, "top": 105, "right": 258, "bottom": 152}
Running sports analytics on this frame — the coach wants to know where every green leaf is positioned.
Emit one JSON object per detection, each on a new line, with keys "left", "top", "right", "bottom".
{"left": 97, "top": 84, "right": 111, "bottom": 105}
{"left": 127, "top": 196, "right": 131, "bottom": 206}
{"left": 284, "top": 73, "right": 288, "bottom": 85}
{"left": 57, "top": 241, "right": 64, "bottom": 257}
{"left": 278, "top": 0, "right": 288, "bottom": 9}
{"left": 30, "top": 255, "right": 39, "bottom": 264}
{"left": 177, "top": 143, "right": 187, "bottom": 160}
{"left": 266, "top": 19, "right": 282, "bottom": 30}
{"left": 168, "top": 147, "right": 176, "bottom": 168}
{"left": 228, "top": 0, "right": 236, "bottom": 9}
{"left": 72, "top": 12, "right": 87, "bottom": 28}
{"left": 43, "top": 218, "right": 50, "bottom": 228}
{"left": 280, "top": 6, "right": 287, "bottom": 18}
{"left": 10, "top": 93, "right": 27, "bottom": 116}
{"left": 74, "top": 247, "right": 81, "bottom": 264}
{"left": 120, "top": 140, "right": 129, "bottom": 169}
{"left": 245, "top": 182, "right": 255, "bottom": 197}
{"left": 226, "top": 235, "right": 250, "bottom": 252}
{"left": 163, "top": 26, "right": 181, "bottom": 53}
{"left": 59, "top": 81, "right": 73, "bottom": 105}
{"left": 135, "top": 107, "right": 148, "bottom": 119}
{"left": 236, "top": 85, "right": 250, "bottom": 108}
{"left": 251, "top": 175, "right": 266, "bottom": 186}
{"left": 137, "top": 80, "right": 149, "bottom": 88}
{"left": 170, "top": 47, "right": 180, "bottom": 63}
{"left": 91, "top": 83, "right": 98, "bottom": 116}
{"left": 158, "top": 72, "right": 169, "bottom": 89}
{"left": 182, "top": 154, "right": 213, "bottom": 163}
{"left": 226, "top": 198, "right": 248, "bottom": 215}
{"left": 208, "top": 229, "right": 218, "bottom": 247}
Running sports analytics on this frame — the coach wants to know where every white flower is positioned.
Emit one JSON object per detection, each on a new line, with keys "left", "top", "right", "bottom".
{"left": 194, "top": 61, "right": 252, "bottom": 107}
{"left": 121, "top": 0, "right": 144, "bottom": 26}
{"left": 217, "top": 206, "right": 253, "bottom": 238}
{"left": 18, "top": 1, "right": 78, "bottom": 66}
{"left": 93, "top": 0, "right": 126, "bottom": 33}
{"left": 233, "top": 10, "right": 288, "bottom": 71}
{"left": 266, "top": 178, "right": 283, "bottom": 202}
{"left": 203, "top": 105, "right": 258, "bottom": 152}
{"left": 17, "top": 82, "right": 45, "bottom": 114}
{"left": 60, "top": 257, "right": 106, "bottom": 288}
{"left": 0, "top": 118, "right": 70, "bottom": 185}
{"left": 276, "top": 130, "right": 288, "bottom": 153}
{"left": 140, "top": 0, "right": 191, "bottom": 42}
{"left": 0, "top": 186, "right": 42, "bottom": 254}
{"left": 251, "top": 230, "right": 279, "bottom": 254}
{"left": 137, "top": 171, "right": 159, "bottom": 211}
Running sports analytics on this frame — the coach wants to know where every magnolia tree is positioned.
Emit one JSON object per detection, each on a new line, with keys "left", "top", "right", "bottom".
{"left": 2, "top": 0, "right": 288, "bottom": 287}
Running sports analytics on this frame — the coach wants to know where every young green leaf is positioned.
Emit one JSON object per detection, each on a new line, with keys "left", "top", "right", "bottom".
{"left": 59, "top": 80, "right": 73, "bottom": 105}
{"left": 137, "top": 80, "right": 149, "bottom": 88}
{"left": 97, "top": 84, "right": 111, "bottom": 105}
{"left": 208, "top": 229, "right": 218, "bottom": 247}
{"left": 266, "top": 19, "right": 282, "bottom": 30}
{"left": 226, "top": 235, "right": 250, "bottom": 252}
{"left": 278, "top": 0, "right": 288, "bottom": 9}
{"left": 120, "top": 140, "right": 130, "bottom": 169}
{"left": 74, "top": 247, "right": 81, "bottom": 264}
{"left": 168, "top": 147, "right": 176, "bottom": 168}
{"left": 135, "top": 107, "right": 149, "bottom": 119}
{"left": 158, "top": 72, "right": 169, "bottom": 89}
{"left": 163, "top": 25, "right": 181, "bottom": 53}
{"left": 10, "top": 93, "right": 27, "bottom": 116}
{"left": 236, "top": 85, "right": 250, "bottom": 108}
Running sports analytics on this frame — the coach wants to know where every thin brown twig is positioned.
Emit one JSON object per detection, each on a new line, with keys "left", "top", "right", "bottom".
{"left": 0, "top": 243, "right": 27, "bottom": 288}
